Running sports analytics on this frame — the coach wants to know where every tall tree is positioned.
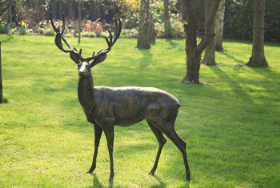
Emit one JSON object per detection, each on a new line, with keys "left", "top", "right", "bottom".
{"left": 247, "top": 0, "right": 268, "bottom": 67}
{"left": 8, "top": 0, "right": 12, "bottom": 26}
{"left": 137, "top": 0, "right": 150, "bottom": 49}
{"left": 215, "top": 0, "right": 225, "bottom": 51}
{"left": 202, "top": 0, "right": 218, "bottom": 66}
{"left": 149, "top": 6, "right": 156, "bottom": 43}
{"left": 163, "top": 0, "right": 171, "bottom": 37}
{"left": 180, "top": 0, "right": 187, "bottom": 21}
{"left": 0, "top": 41, "right": 2, "bottom": 103}
{"left": 181, "top": 0, "right": 221, "bottom": 84}
{"left": 0, "top": 0, "right": 12, "bottom": 104}
{"left": 78, "top": 0, "right": 81, "bottom": 44}
{"left": 66, "top": 0, "right": 74, "bottom": 20}
{"left": 51, "top": 0, "right": 57, "bottom": 19}
{"left": 59, "top": 0, "right": 64, "bottom": 19}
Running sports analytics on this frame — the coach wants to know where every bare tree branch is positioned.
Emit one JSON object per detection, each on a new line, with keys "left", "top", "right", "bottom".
{"left": 197, "top": 0, "right": 221, "bottom": 54}
{"left": 0, "top": 0, "right": 12, "bottom": 16}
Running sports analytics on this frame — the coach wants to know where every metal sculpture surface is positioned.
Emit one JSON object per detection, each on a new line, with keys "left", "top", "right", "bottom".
{"left": 51, "top": 13, "right": 190, "bottom": 183}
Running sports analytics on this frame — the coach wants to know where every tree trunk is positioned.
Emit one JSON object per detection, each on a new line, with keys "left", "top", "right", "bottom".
{"left": 202, "top": 0, "right": 217, "bottom": 66}
{"left": 181, "top": 0, "right": 221, "bottom": 84}
{"left": 78, "top": 0, "right": 81, "bottom": 44}
{"left": 51, "top": 0, "right": 56, "bottom": 19}
{"left": 164, "top": 0, "right": 171, "bottom": 37}
{"left": 149, "top": 6, "right": 156, "bottom": 43}
{"left": 0, "top": 42, "right": 2, "bottom": 103}
{"left": 179, "top": 0, "right": 187, "bottom": 21}
{"left": 59, "top": 1, "right": 63, "bottom": 20}
{"left": 181, "top": 0, "right": 200, "bottom": 84}
{"left": 67, "top": 0, "right": 74, "bottom": 20}
{"left": 8, "top": 1, "right": 12, "bottom": 26}
{"left": 184, "top": 24, "right": 201, "bottom": 84}
{"left": 137, "top": 0, "right": 151, "bottom": 49}
{"left": 247, "top": 0, "right": 268, "bottom": 67}
{"left": 215, "top": 0, "right": 225, "bottom": 51}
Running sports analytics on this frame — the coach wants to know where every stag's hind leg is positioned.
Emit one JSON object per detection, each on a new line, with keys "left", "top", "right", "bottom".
{"left": 147, "top": 121, "right": 167, "bottom": 175}
{"left": 161, "top": 122, "right": 191, "bottom": 181}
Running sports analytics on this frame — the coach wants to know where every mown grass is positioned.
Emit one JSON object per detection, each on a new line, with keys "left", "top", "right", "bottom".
{"left": 0, "top": 34, "right": 279, "bottom": 187}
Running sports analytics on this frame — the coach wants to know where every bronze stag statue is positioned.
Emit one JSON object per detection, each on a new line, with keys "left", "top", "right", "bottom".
{"left": 51, "top": 13, "right": 190, "bottom": 183}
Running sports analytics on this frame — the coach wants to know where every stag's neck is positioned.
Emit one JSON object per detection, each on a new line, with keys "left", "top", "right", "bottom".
{"left": 78, "top": 74, "right": 95, "bottom": 114}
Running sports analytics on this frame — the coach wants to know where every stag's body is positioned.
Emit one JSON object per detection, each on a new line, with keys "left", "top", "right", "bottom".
{"left": 79, "top": 83, "right": 181, "bottom": 127}
{"left": 51, "top": 13, "right": 190, "bottom": 183}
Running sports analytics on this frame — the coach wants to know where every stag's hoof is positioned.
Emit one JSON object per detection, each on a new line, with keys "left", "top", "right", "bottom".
{"left": 108, "top": 177, "right": 114, "bottom": 184}
{"left": 87, "top": 170, "right": 93, "bottom": 174}
{"left": 187, "top": 173, "right": 191, "bottom": 181}
{"left": 148, "top": 171, "right": 155, "bottom": 176}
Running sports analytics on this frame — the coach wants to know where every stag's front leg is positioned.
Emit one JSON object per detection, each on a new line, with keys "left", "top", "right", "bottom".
{"left": 88, "top": 124, "right": 103, "bottom": 174}
{"left": 103, "top": 124, "right": 115, "bottom": 184}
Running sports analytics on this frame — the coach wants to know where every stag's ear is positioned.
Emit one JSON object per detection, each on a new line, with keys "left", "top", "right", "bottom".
{"left": 69, "top": 49, "right": 80, "bottom": 64}
{"left": 90, "top": 54, "right": 107, "bottom": 68}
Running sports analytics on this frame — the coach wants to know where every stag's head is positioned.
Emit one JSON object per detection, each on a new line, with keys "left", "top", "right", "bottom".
{"left": 50, "top": 12, "right": 122, "bottom": 77}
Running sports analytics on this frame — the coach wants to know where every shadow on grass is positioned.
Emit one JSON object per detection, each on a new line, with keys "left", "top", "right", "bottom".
{"left": 89, "top": 173, "right": 168, "bottom": 188}
{"left": 218, "top": 50, "right": 246, "bottom": 65}
{"left": 0, "top": 34, "right": 14, "bottom": 42}
{"left": 249, "top": 66, "right": 279, "bottom": 81}
{"left": 0, "top": 98, "right": 9, "bottom": 103}
{"left": 208, "top": 65, "right": 254, "bottom": 103}
{"left": 137, "top": 47, "right": 153, "bottom": 68}
{"left": 149, "top": 175, "right": 167, "bottom": 188}
{"left": 88, "top": 173, "right": 108, "bottom": 188}
{"left": 165, "top": 39, "right": 181, "bottom": 48}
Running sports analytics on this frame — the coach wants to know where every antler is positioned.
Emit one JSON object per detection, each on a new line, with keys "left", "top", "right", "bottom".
{"left": 85, "top": 17, "right": 122, "bottom": 67}
{"left": 51, "top": 12, "right": 122, "bottom": 66}
{"left": 51, "top": 12, "right": 75, "bottom": 53}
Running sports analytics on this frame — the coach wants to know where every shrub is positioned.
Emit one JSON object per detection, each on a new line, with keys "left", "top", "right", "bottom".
{"left": 45, "top": 29, "right": 55, "bottom": 36}
{"left": 83, "top": 18, "right": 103, "bottom": 33}
{"left": 224, "top": 0, "right": 253, "bottom": 40}
{"left": 154, "top": 19, "right": 184, "bottom": 38}
{"left": 10, "top": 28, "right": 16, "bottom": 35}
{"left": 121, "top": 28, "right": 138, "bottom": 38}
{"left": 81, "top": 31, "right": 95, "bottom": 38}
{"left": 170, "top": 19, "right": 185, "bottom": 38}
{"left": 0, "top": 23, "right": 9, "bottom": 34}
{"left": 224, "top": 0, "right": 280, "bottom": 42}
{"left": 19, "top": 26, "right": 29, "bottom": 35}
{"left": 38, "top": 28, "right": 44, "bottom": 35}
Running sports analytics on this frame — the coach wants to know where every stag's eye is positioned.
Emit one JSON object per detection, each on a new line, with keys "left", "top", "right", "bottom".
{"left": 78, "top": 63, "right": 82, "bottom": 69}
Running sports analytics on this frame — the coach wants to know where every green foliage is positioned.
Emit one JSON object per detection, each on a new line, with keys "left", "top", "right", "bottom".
{"left": 150, "top": 0, "right": 184, "bottom": 38}
{"left": 0, "top": 35, "right": 279, "bottom": 187}
{"left": 151, "top": 0, "right": 178, "bottom": 24}
{"left": 263, "top": 0, "right": 280, "bottom": 41}
{"left": 81, "top": 31, "right": 96, "bottom": 38}
{"left": 155, "top": 18, "right": 184, "bottom": 38}
{"left": 120, "top": 28, "right": 138, "bottom": 38}
{"left": 122, "top": 13, "right": 139, "bottom": 29}
{"left": 224, "top": 0, "right": 254, "bottom": 40}
{"left": 224, "top": 0, "right": 280, "bottom": 42}
{"left": 45, "top": 29, "right": 55, "bottom": 36}
{"left": 0, "top": 23, "right": 9, "bottom": 34}
{"left": 0, "top": 18, "right": 9, "bottom": 34}
{"left": 117, "top": 0, "right": 140, "bottom": 19}
{"left": 19, "top": 25, "right": 29, "bottom": 35}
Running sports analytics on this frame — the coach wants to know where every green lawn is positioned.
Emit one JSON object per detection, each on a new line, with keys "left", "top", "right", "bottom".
{"left": 0, "top": 35, "right": 279, "bottom": 187}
